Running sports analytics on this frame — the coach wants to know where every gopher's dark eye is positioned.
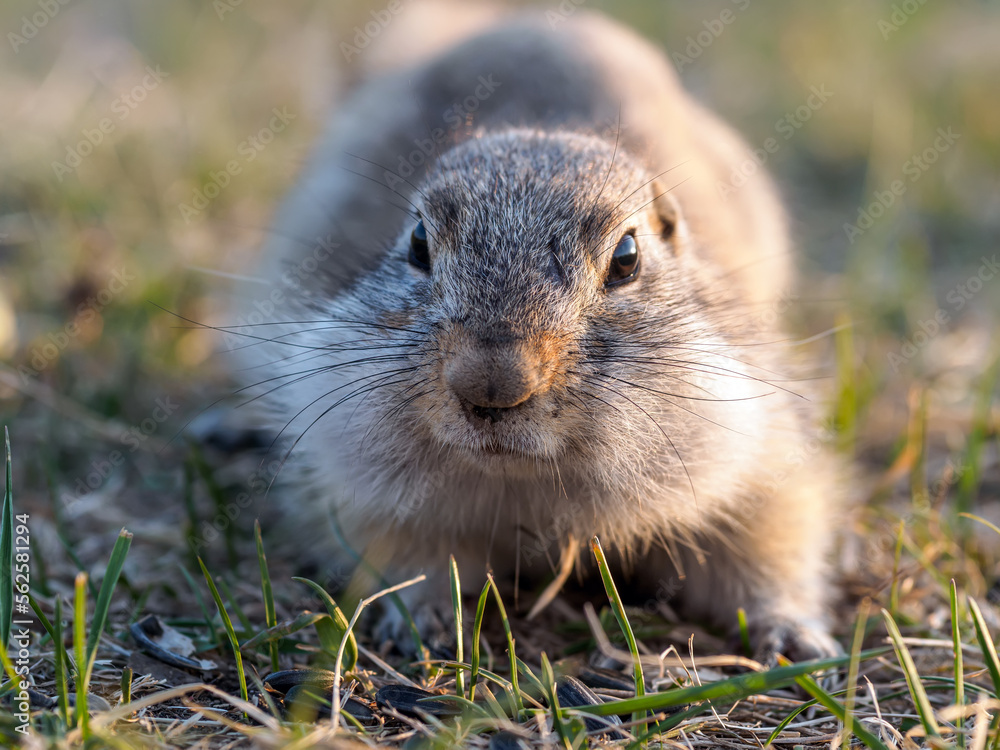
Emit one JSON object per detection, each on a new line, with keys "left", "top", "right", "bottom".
{"left": 605, "top": 233, "right": 640, "bottom": 287}
{"left": 409, "top": 220, "right": 430, "bottom": 271}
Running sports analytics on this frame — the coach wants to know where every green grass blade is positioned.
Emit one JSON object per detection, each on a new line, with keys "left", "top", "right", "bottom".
{"left": 844, "top": 598, "right": 870, "bottom": 749}
{"left": 53, "top": 596, "right": 70, "bottom": 726}
{"left": 960, "top": 512, "right": 1000, "bottom": 539}
{"left": 908, "top": 388, "right": 929, "bottom": 508}
{"left": 515, "top": 656, "right": 547, "bottom": 697}
{"left": 469, "top": 578, "right": 491, "bottom": 701}
{"left": 736, "top": 607, "right": 751, "bottom": 657}
{"left": 431, "top": 661, "right": 517, "bottom": 697}
{"left": 956, "top": 351, "right": 999, "bottom": 516}
{"left": 28, "top": 592, "right": 54, "bottom": 638}
{"left": 449, "top": 555, "right": 466, "bottom": 700}
{"left": 313, "top": 614, "right": 347, "bottom": 668}
{"left": 630, "top": 702, "right": 713, "bottom": 744}
{"left": 293, "top": 577, "right": 357, "bottom": 671}
{"left": 254, "top": 521, "right": 280, "bottom": 673}
{"left": 591, "top": 536, "right": 645, "bottom": 725}
{"left": 765, "top": 699, "right": 819, "bottom": 746}
{"left": 86, "top": 528, "right": 132, "bottom": 662}
{"left": 1, "top": 427, "right": 13, "bottom": 651}
{"left": 969, "top": 597, "right": 1000, "bottom": 696}
{"left": 833, "top": 312, "right": 857, "bottom": 454}
{"left": 478, "top": 682, "right": 509, "bottom": 721}
{"left": 420, "top": 692, "right": 492, "bottom": 720}
{"left": 882, "top": 608, "right": 940, "bottom": 737}
{"left": 0, "top": 645, "right": 20, "bottom": 694}
{"left": 120, "top": 666, "right": 133, "bottom": 706}
{"left": 198, "top": 558, "right": 248, "bottom": 704}
{"left": 789, "top": 665, "right": 891, "bottom": 750}
{"left": 578, "top": 648, "right": 884, "bottom": 717}
{"left": 32, "top": 593, "right": 73, "bottom": 726}
{"left": 327, "top": 574, "right": 426, "bottom": 731}
{"left": 951, "top": 580, "right": 965, "bottom": 748}
{"left": 540, "top": 652, "right": 575, "bottom": 749}
{"left": 219, "top": 577, "right": 253, "bottom": 635}
{"left": 178, "top": 563, "right": 219, "bottom": 647}
{"left": 74, "top": 572, "right": 91, "bottom": 737}
{"left": 487, "top": 574, "right": 523, "bottom": 717}
{"left": 238, "top": 610, "right": 327, "bottom": 651}
{"left": 28, "top": 533, "right": 51, "bottom": 598}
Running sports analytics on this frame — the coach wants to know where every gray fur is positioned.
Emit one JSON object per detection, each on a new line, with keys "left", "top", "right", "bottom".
{"left": 234, "top": 7, "right": 843, "bottom": 661}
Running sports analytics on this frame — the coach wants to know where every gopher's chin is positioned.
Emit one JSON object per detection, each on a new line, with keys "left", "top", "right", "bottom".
{"left": 427, "top": 413, "right": 565, "bottom": 472}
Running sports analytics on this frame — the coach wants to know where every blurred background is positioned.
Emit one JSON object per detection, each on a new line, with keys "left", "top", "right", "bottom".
{"left": 0, "top": 0, "right": 997, "bottom": 582}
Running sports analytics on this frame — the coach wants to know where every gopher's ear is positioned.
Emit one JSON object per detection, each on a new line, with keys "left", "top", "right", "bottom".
{"left": 651, "top": 178, "right": 685, "bottom": 253}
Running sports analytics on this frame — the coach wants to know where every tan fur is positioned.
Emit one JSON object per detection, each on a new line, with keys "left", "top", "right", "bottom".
{"left": 232, "top": 5, "right": 844, "bottom": 660}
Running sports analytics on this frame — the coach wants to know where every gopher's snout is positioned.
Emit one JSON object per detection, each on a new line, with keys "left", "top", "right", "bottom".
{"left": 444, "top": 340, "right": 548, "bottom": 420}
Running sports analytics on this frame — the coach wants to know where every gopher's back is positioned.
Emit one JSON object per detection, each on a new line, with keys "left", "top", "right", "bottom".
{"left": 259, "top": 8, "right": 789, "bottom": 315}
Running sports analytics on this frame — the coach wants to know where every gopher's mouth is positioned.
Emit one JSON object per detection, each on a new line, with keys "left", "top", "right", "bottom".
{"left": 426, "top": 391, "right": 565, "bottom": 468}
{"left": 461, "top": 425, "right": 533, "bottom": 456}
{"left": 451, "top": 416, "right": 562, "bottom": 468}
{"left": 457, "top": 394, "right": 534, "bottom": 426}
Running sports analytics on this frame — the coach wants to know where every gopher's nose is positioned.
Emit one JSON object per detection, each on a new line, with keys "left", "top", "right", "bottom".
{"left": 445, "top": 346, "right": 542, "bottom": 422}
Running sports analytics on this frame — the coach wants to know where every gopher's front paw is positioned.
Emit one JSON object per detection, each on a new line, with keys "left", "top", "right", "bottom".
{"left": 747, "top": 619, "right": 843, "bottom": 667}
